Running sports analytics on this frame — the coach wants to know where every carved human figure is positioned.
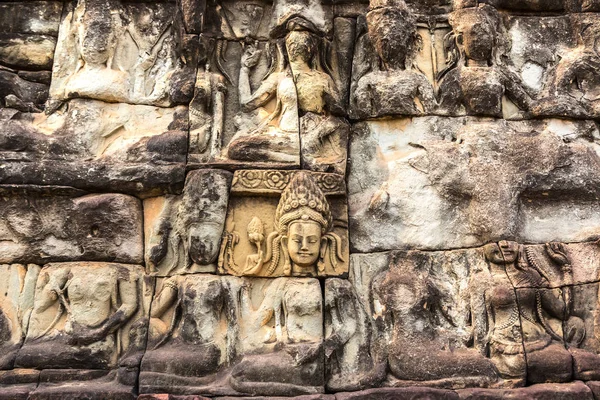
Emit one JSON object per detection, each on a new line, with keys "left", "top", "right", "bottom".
{"left": 189, "top": 65, "right": 227, "bottom": 161}
{"left": 285, "top": 24, "right": 349, "bottom": 175}
{"left": 0, "top": 264, "right": 39, "bottom": 370}
{"left": 438, "top": 4, "right": 533, "bottom": 117}
{"left": 226, "top": 39, "right": 299, "bottom": 164}
{"left": 140, "top": 275, "right": 237, "bottom": 386}
{"left": 533, "top": 18, "right": 600, "bottom": 117}
{"left": 477, "top": 241, "right": 585, "bottom": 384}
{"left": 230, "top": 277, "right": 324, "bottom": 396}
{"left": 17, "top": 263, "right": 140, "bottom": 370}
{"left": 146, "top": 170, "right": 230, "bottom": 276}
{"left": 228, "top": 17, "right": 348, "bottom": 173}
{"left": 240, "top": 172, "right": 344, "bottom": 277}
{"left": 370, "top": 259, "right": 499, "bottom": 386}
{"left": 350, "top": 0, "right": 436, "bottom": 118}
{"left": 50, "top": 0, "right": 189, "bottom": 108}
{"left": 324, "top": 278, "right": 378, "bottom": 391}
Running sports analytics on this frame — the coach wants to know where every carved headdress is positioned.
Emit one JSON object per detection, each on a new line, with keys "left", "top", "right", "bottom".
{"left": 264, "top": 172, "right": 344, "bottom": 275}
{"left": 275, "top": 172, "right": 332, "bottom": 234}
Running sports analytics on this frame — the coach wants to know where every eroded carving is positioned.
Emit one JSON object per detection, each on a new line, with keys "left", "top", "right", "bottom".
{"left": 0, "top": 264, "right": 39, "bottom": 370}
{"left": 472, "top": 241, "right": 600, "bottom": 384}
{"left": 350, "top": 0, "right": 436, "bottom": 119}
{"left": 438, "top": 4, "right": 532, "bottom": 117}
{"left": 49, "top": 0, "right": 197, "bottom": 108}
{"left": 15, "top": 262, "right": 150, "bottom": 397}
{"left": 0, "top": 189, "right": 143, "bottom": 265}
{"left": 140, "top": 275, "right": 323, "bottom": 396}
{"left": 145, "top": 170, "right": 232, "bottom": 276}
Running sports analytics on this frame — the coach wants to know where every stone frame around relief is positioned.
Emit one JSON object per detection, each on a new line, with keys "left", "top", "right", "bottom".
{"left": 219, "top": 169, "right": 349, "bottom": 278}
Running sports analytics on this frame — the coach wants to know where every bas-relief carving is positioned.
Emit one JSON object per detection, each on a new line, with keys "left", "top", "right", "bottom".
{"left": 3, "top": 0, "right": 600, "bottom": 398}
{"left": 0, "top": 0, "right": 194, "bottom": 194}
{"left": 219, "top": 170, "right": 349, "bottom": 277}
{"left": 0, "top": 189, "right": 143, "bottom": 265}
{"left": 327, "top": 250, "right": 500, "bottom": 391}
{"left": 0, "top": 99, "right": 188, "bottom": 194}
{"left": 48, "top": 0, "right": 198, "bottom": 108}
{"left": 329, "top": 242, "right": 600, "bottom": 391}
{"left": 0, "top": 264, "right": 40, "bottom": 370}
{"left": 14, "top": 262, "right": 152, "bottom": 397}
{"left": 347, "top": 1, "right": 600, "bottom": 120}
{"left": 189, "top": 2, "right": 350, "bottom": 175}
{"left": 140, "top": 274, "right": 323, "bottom": 396}
{"left": 350, "top": 0, "right": 437, "bottom": 119}
{"left": 530, "top": 15, "right": 600, "bottom": 118}
{"left": 0, "top": 2, "right": 61, "bottom": 113}
{"left": 438, "top": 4, "right": 533, "bottom": 118}
{"left": 348, "top": 117, "right": 600, "bottom": 252}
{"left": 472, "top": 241, "right": 600, "bottom": 384}
{"left": 145, "top": 169, "right": 232, "bottom": 276}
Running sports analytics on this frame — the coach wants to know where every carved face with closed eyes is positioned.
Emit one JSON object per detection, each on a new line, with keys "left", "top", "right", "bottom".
{"left": 286, "top": 220, "right": 323, "bottom": 269}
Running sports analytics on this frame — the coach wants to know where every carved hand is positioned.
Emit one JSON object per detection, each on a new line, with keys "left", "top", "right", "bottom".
{"left": 68, "top": 322, "right": 106, "bottom": 346}
{"left": 545, "top": 242, "right": 570, "bottom": 267}
{"left": 324, "top": 333, "right": 342, "bottom": 358}
{"left": 241, "top": 44, "right": 262, "bottom": 69}
{"left": 47, "top": 270, "right": 70, "bottom": 294}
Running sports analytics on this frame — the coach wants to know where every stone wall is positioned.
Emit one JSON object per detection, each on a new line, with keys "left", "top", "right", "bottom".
{"left": 1, "top": 0, "right": 600, "bottom": 399}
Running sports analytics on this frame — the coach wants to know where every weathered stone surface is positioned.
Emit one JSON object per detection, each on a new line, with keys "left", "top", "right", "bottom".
{"left": 0, "top": 100, "right": 187, "bottom": 195}
{"left": 0, "top": 265, "right": 39, "bottom": 369}
{"left": 326, "top": 250, "right": 500, "bottom": 391}
{"left": 0, "top": 35, "right": 57, "bottom": 71}
{"left": 0, "top": 2, "right": 62, "bottom": 36}
{"left": 16, "top": 262, "right": 151, "bottom": 370}
{"left": 219, "top": 170, "right": 349, "bottom": 277}
{"left": 0, "top": 189, "right": 143, "bottom": 264}
{"left": 48, "top": 0, "right": 198, "bottom": 108}
{"left": 2, "top": 0, "right": 600, "bottom": 396}
{"left": 189, "top": 6, "right": 352, "bottom": 174}
{"left": 335, "top": 387, "right": 459, "bottom": 400}
{"left": 0, "top": 369, "right": 39, "bottom": 400}
{"left": 348, "top": 117, "right": 600, "bottom": 252}
{"left": 140, "top": 275, "right": 323, "bottom": 396}
{"left": 217, "top": 396, "right": 334, "bottom": 400}
{"left": 328, "top": 241, "right": 600, "bottom": 391}
{"left": 586, "top": 381, "right": 600, "bottom": 398}
{"left": 145, "top": 169, "right": 232, "bottom": 276}
{"left": 139, "top": 395, "right": 210, "bottom": 400}
{"left": 13, "top": 262, "right": 152, "bottom": 397}
{"left": 0, "top": 2, "right": 61, "bottom": 111}
{"left": 350, "top": 0, "right": 436, "bottom": 119}
{"left": 458, "top": 381, "right": 594, "bottom": 399}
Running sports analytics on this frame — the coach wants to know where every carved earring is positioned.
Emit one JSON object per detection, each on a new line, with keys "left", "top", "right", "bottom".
{"left": 318, "top": 238, "right": 328, "bottom": 273}
{"left": 281, "top": 236, "right": 291, "bottom": 276}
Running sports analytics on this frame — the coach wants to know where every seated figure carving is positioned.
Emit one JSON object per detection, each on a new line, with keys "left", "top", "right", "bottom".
{"left": 16, "top": 263, "right": 145, "bottom": 380}
{"left": 226, "top": 37, "right": 299, "bottom": 164}
{"left": 140, "top": 275, "right": 237, "bottom": 393}
{"left": 370, "top": 255, "right": 499, "bottom": 387}
{"left": 230, "top": 277, "right": 324, "bottom": 396}
{"left": 475, "top": 241, "right": 600, "bottom": 385}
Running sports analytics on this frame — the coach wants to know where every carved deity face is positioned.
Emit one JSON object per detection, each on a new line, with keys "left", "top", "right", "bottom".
{"left": 286, "top": 220, "right": 323, "bottom": 268}
{"left": 483, "top": 240, "right": 519, "bottom": 264}
{"left": 366, "top": 8, "right": 415, "bottom": 69}
{"left": 459, "top": 21, "right": 494, "bottom": 62}
{"left": 187, "top": 222, "right": 222, "bottom": 265}
{"left": 286, "top": 30, "right": 317, "bottom": 64}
